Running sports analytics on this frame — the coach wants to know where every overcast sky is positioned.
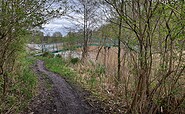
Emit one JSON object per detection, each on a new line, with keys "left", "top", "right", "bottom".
{"left": 41, "top": 11, "right": 86, "bottom": 36}
{"left": 41, "top": 0, "right": 83, "bottom": 36}
{"left": 41, "top": 0, "right": 107, "bottom": 37}
{"left": 41, "top": 18, "right": 71, "bottom": 36}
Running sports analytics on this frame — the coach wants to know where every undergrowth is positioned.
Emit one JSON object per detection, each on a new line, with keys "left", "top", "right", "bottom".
{"left": 0, "top": 57, "right": 37, "bottom": 113}
{"left": 40, "top": 54, "right": 185, "bottom": 113}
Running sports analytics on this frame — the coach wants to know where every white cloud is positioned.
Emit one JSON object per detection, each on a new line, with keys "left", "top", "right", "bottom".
{"left": 41, "top": 13, "right": 84, "bottom": 36}
{"left": 41, "top": 4, "right": 106, "bottom": 36}
{"left": 41, "top": 18, "right": 70, "bottom": 36}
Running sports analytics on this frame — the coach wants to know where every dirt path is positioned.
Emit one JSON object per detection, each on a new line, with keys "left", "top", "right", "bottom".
{"left": 23, "top": 60, "right": 103, "bottom": 114}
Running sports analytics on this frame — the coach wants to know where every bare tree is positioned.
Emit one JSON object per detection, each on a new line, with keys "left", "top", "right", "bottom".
{"left": 103, "top": 0, "right": 185, "bottom": 113}
{"left": 69, "top": 0, "right": 99, "bottom": 60}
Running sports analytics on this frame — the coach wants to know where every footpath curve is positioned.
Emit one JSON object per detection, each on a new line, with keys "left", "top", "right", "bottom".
{"left": 23, "top": 60, "right": 102, "bottom": 114}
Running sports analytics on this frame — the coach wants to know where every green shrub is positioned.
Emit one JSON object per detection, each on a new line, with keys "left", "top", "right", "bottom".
{"left": 42, "top": 52, "right": 49, "bottom": 57}
{"left": 70, "top": 58, "right": 79, "bottom": 64}
{"left": 42, "top": 52, "right": 54, "bottom": 58}
{"left": 56, "top": 54, "right": 62, "bottom": 58}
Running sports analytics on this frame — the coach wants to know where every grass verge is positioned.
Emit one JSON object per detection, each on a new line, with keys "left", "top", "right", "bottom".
{"left": 40, "top": 57, "right": 76, "bottom": 81}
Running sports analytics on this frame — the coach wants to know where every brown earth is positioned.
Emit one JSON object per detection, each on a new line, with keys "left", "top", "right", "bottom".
{"left": 22, "top": 60, "right": 105, "bottom": 114}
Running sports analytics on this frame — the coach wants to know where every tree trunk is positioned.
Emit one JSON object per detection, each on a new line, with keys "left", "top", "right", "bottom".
{"left": 81, "top": 0, "right": 88, "bottom": 60}
{"left": 116, "top": 3, "right": 123, "bottom": 87}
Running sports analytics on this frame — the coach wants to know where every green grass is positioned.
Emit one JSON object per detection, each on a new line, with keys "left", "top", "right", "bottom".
{"left": 0, "top": 56, "right": 38, "bottom": 113}
{"left": 40, "top": 57, "right": 105, "bottom": 90}
{"left": 41, "top": 57, "right": 76, "bottom": 81}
